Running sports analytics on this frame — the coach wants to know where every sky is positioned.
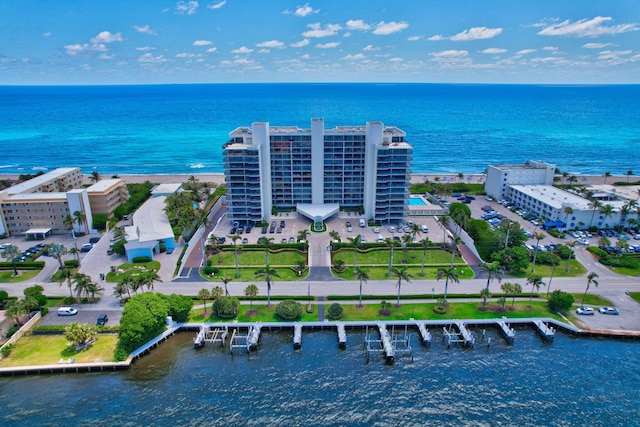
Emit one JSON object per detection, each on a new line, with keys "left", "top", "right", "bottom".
{"left": 1, "top": 0, "right": 639, "bottom": 85}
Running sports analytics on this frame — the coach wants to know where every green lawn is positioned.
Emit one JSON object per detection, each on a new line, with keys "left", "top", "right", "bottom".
{"left": 0, "top": 270, "right": 39, "bottom": 282}
{"left": 610, "top": 266, "right": 640, "bottom": 277}
{"left": 333, "top": 265, "right": 473, "bottom": 280}
{"left": 209, "top": 248, "right": 307, "bottom": 267}
{"left": 105, "top": 261, "right": 161, "bottom": 282}
{"left": 509, "top": 259, "right": 586, "bottom": 278}
{"left": 0, "top": 334, "right": 118, "bottom": 367}
{"left": 201, "top": 266, "right": 306, "bottom": 282}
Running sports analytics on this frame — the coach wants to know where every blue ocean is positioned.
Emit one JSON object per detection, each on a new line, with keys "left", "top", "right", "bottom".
{"left": 0, "top": 83, "right": 638, "bottom": 175}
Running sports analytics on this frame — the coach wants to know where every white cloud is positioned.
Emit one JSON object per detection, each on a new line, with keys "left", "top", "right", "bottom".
{"left": 206, "top": 47, "right": 217, "bottom": 53}
{"left": 134, "top": 25, "right": 156, "bottom": 35}
{"left": 515, "top": 49, "right": 536, "bottom": 55}
{"left": 91, "top": 31, "right": 123, "bottom": 44}
{"left": 138, "top": 53, "right": 167, "bottom": 63}
{"left": 295, "top": 3, "right": 318, "bottom": 17}
{"left": 193, "top": 40, "right": 213, "bottom": 46}
{"left": 428, "top": 35, "right": 446, "bottom": 41}
{"left": 301, "top": 54, "right": 310, "bottom": 59}
{"left": 389, "top": 57, "right": 403, "bottom": 62}
{"left": 598, "top": 50, "right": 632, "bottom": 60}
{"left": 64, "top": 42, "right": 107, "bottom": 56}
{"left": 257, "top": 49, "right": 270, "bottom": 54}
{"left": 316, "top": 42, "right": 340, "bottom": 49}
{"left": 543, "top": 46, "right": 560, "bottom": 53}
{"left": 42, "top": 32, "right": 52, "bottom": 37}
{"left": 363, "top": 45, "right": 380, "bottom": 51}
{"left": 582, "top": 42, "right": 612, "bottom": 49}
{"left": 373, "top": 21, "right": 409, "bottom": 35}
{"left": 257, "top": 40, "right": 285, "bottom": 49}
{"left": 430, "top": 50, "right": 468, "bottom": 58}
{"left": 232, "top": 46, "right": 253, "bottom": 54}
{"left": 346, "top": 20, "right": 371, "bottom": 31}
{"left": 302, "top": 23, "right": 342, "bottom": 38}
{"left": 176, "top": 1, "right": 199, "bottom": 15}
{"left": 450, "top": 27, "right": 502, "bottom": 41}
{"left": 176, "top": 53, "right": 200, "bottom": 58}
{"left": 482, "top": 48, "right": 507, "bottom": 54}
{"left": 136, "top": 46, "right": 156, "bottom": 51}
{"left": 538, "top": 16, "right": 640, "bottom": 37}
{"left": 207, "top": 0, "right": 226, "bottom": 9}
{"left": 290, "top": 39, "right": 310, "bottom": 48}
{"left": 407, "top": 35, "right": 423, "bottom": 41}
{"left": 343, "top": 53, "right": 365, "bottom": 60}
{"left": 97, "top": 53, "right": 116, "bottom": 59}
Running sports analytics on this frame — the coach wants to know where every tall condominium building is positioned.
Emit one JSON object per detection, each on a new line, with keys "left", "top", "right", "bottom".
{"left": 223, "top": 119, "right": 413, "bottom": 224}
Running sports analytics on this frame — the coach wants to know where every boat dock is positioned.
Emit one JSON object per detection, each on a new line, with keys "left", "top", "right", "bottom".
{"left": 193, "top": 325, "right": 228, "bottom": 348}
{"left": 293, "top": 323, "right": 302, "bottom": 349}
{"left": 337, "top": 323, "right": 347, "bottom": 349}
{"left": 442, "top": 321, "right": 475, "bottom": 348}
{"left": 496, "top": 320, "right": 516, "bottom": 344}
{"left": 533, "top": 320, "right": 555, "bottom": 341}
{"left": 415, "top": 321, "right": 432, "bottom": 347}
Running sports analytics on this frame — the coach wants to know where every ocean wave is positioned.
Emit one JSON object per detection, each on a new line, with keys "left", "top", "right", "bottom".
{"left": 0, "top": 164, "right": 19, "bottom": 169}
{"left": 189, "top": 163, "right": 205, "bottom": 169}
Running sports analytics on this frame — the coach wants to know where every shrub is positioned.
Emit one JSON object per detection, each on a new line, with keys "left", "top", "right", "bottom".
{"left": 162, "top": 293, "right": 194, "bottom": 322}
{"left": 326, "top": 303, "right": 344, "bottom": 320}
{"left": 92, "top": 214, "right": 108, "bottom": 230}
{"left": 1, "top": 344, "right": 15, "bottom": 358}
{"left": 63, "top": 296, "right": 76, "bottom": 305}
{"left": 40, "top": 307, "right": 49, "bottom": 316}
{"left": 117, "top": 293, "right": 169, "bottom": 357}
{"left": 212, "top": 296, "right": 239, "bottom": 319}
{"left": 6, "top": 325, "right": 19, "bottom": 339}
{"left": 64, "top": 260, "right": 79, "bottom": 269}
{"left": 433, "top": 305, "right": 447, "bottom": 314}
{"left": 275, "top": 299, "right": 302, "bottom": 321}
{"left": 132, "top": 256, "right": 152, "bottom": 263}
{"left": 548, "top": 290, "right": 575, "bottom": 312}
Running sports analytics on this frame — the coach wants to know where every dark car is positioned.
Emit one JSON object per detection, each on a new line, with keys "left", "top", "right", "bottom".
{"left": 96, "top": 314, "right": 108, "bottom": 325}
{"left": 280, "top": 220, "right": 285, "bottom": 229}
{"left": 245, "top": 226, "right": 252, "bottom": 233}
{"left": 229, "top": 227, "right": 237, "bottom": 235}
{"left": 216, "top": 236, "right": 226, "bottom": 245}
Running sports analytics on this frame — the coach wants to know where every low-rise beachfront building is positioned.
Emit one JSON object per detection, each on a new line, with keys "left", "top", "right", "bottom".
{"left": 485, "top": 160, "right": 556, "bottom": 202}
{"left": 86, "top": 179, "right": 129, "bottom": 218}
{"left": 124, "top": 196, "right": 176, "bottom": 262}
{"left": 223, "top": 119, "right": 413, "bottom": 224}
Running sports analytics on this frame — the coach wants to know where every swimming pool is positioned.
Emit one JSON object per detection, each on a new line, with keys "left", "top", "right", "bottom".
{"left": 409, "top": 196, "right": 429, "bottom": 206}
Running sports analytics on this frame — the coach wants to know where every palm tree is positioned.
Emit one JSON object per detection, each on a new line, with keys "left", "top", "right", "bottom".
{"left": 89, "top": 171, "right": 101, "bottom": 183}
{"left": 582, "top": 272, "right": 599, "bottom": 307}
{"left": 329, "top": 230, "right": 341, "bottom": 244}
{"left": 409, "top": 223, "right": 422, "bottom": 243}
{"left": 479, "top": 262, "right": 503, "bottom": 291}
{"left": 244, "top": 284, "right": 259, "bottom": 311}
{"left": 526, "top": 274, "right": 544, "bottom": 306}
{"left": 355, "top": 267, "right": 369, "bottom": 308}
{"left": 144, "top": 271, "right": 161, "bottom": 291}
{"left": 437, "top": 215, "right": 449, "bottom": 245}
{"left": 211, "top": 285, "right": 223, "bottom": 300}
{"left": 118, "top": 276, "right": 133, "bottom": 298}
{"left": 73, "top": 210, "right": 88, "bottom": 234}
{"left": 512, "top": 283, "right": 523, "bottom": 307}
{"left": 531, "top": 232, "right": 545, "bottom": 272}
{"left": 588, "top": 199, "right": 603, "bottom": 228}
{"left": 5, "top": 299, "right": 28, "bottom": 326}
{"left": 419, "top": 238, "right": 430, "bottom": 276}
{"left": 208, "top": 233, "right": 221, "bottom": 263}
{"left": 457, "top": 172, "right": 464, "bottom": 182}
{"left": 603, "top": 171, "right": 611, "bottom": 184}
{"left": 255, "top": 265, "right": 280, "bottom": 307}
{"left": 564, "top": 240, "right": 576, "bottom": 272}
{"left": 436, "top": 266, "right": 459, "bottom": 304}
{"left": 599, "top": 204, "right": 615, "bottom": 231}
{"left": 401, "top": 234, "right": 413, "bottom": 262}
{"left": 230, "top": 235, "right": 242, "bottom": 278}
{"left": 501, "top": 282, "right": 513, "bottom": 306}
{"left": 1, "top": 244, "right": 19, "bottom": 276}
{"left": 449, "top": 235, "right": 462, "bottom": 268}
{"left": 297, "top": 229, "right": 310, "bottom": 250}
{"left": 479, "top": 288, "right": 491, "bottom": 306}
{"left": 260, "top": 237, "right": 274, "bottom": 266}
{"left": 220, "top": 274, "right": 231, "bottom": 296}
{"left": 86, "top": 281, "right": 104, "bottom": 302}
{"left": 561, "top": 171, "right": 568, "bottom": 185}
{"left": 546, "top": 254, "right": 562, "bottom": 296}
{"left": 390, "top": 267, "right": 413, "bottom": 307}
{"left": 73, "top": 273, "right": 92, "bottom": 299}
{"left": 626, "top": 170, "right": 633, "bottom": 183}
{"left": 563, "top": 206, "right": 574, "bottom": 229}
{"left": 57, "top": 268, "right": 75, "bottom": 297}
{"left": 48, "top": 243, "right": 68, "bottom": 269}
{"left": 347, "top": 235, "right": 362, "bottom": 274}
{"left": 197, "top": 288, "right": 210, "bottom": 314}
{"left": 384, "top": 237, "right": 397, "bottom": 276}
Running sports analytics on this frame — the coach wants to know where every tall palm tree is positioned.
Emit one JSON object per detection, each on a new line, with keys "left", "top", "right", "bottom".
{"left": 73, "top": 273, "right": 92, "bottom": 299}
{"left": 260, "top": 237, "right": 274, "bottom": 266}
{"left": 86, "top": 281, "right": 105, "bottom": 302}
{"left": 588, "top": 199, "right": 603, "bottom": 228}
{"left": 57, "top": 268, "right": 75, "bottom": 297}
{"left": 603, "top": 171, "right": 611, "bottom": 184}
{"left": 1, "top": 244, "right": 19, "bottom": 276}
{"left": 384, "top": 237, "right": 397, "bottom": 276}
{"left": 501, "top": 282, "right": 513, "bottom": 305}
{"left": 582, "top": 272, "right": 599, "bottom": 307}
{"left": 561, "top": 171, "right": 568, "bottom": 185}
{"left": 401, "top": 234, "right": 413, "bottom": 262}
{"left": 531, "top": 232, "right": 545, "bottom": 272}
{"left": 220, "top": 274, "right": 231, "bottom": 296}
{"left": 409, "top": 223, "right": 422, "bottom": 243}
{"left": 626, "top": 170, "right": 633, "bottom": 183}
{"left": 526, "top": 274, "right": 544, "bottom": 306}
{"left": 546, "top": 254, "right": 562, "bottom": 296}
{"left": 211, "top": 285, "right": 223, "bottom": 301}
{"left": 355, "top": 267, "right": 369, "bottom": 308}
{"left": 48, "top": 243, "right": 68, "bottom": 269}
{"left": 244, "top": 284, "right": 259, "bottom": 311}
{"left": 145, "top": 271, "right": 161, "bottom": 291}
{"left": 436, "top": 266, "right": 459, "bottom": 304}
{"left": 297, "top": 229, "right": 310, "bottom": 250}
{"left": 449, "top": 235, "right": 462, "bottom": 268}
{"left": 197, "top": 288, "right": 210, "bottom": 313}
{"left": 390, "top": 267, "right": 413, "bottom": 307}
{"left": 419, "top": 238, "right": 430, "bottom": 276}
{"left": 437, "top": 215, "right": 449, "bottom": 245}
{"left": 564, "top": 240, "right": 576, "bottom": 272}
{"left": 5, "top": 299, "right": 28, "bottom": 326}
{"left": 599, "top": 204, "right": 615, "bottom": 231}
{"left": 118, "top": 276, "right": 133, "bottom": 298}
{"left": 347, "top": 235, "right": 362, "bottom": 274}
{"left": 479, "top": 288, "right": 491, "bottom": 306}
{"left": 89, "top": 171, "right": 101, "bottom": 183}
{"left": 230, "top": 235, "right": 242, "bottom": 278}
{"left": 73, "top": 210, "right": 88, "bottom": 234}
{"left": 479, "top": 262, "right": 503, "bottom": 291}
{"left": 255, "top": 265, "right": 280, "bottom": 307}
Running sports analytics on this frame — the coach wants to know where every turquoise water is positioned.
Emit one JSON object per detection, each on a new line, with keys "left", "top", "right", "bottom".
{"left": 409, "top": 196, "right": 428, "bottom": 206}
{"left": 1, "top": 329, "right": 639, "bottom": 425}
{"left": 0, "top": 84, "right": 638, "bottom": 175}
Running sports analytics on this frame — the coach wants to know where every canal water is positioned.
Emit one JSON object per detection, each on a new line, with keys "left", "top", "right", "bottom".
{"left": 1, "top": 327, "right": 639, "bottom": 426}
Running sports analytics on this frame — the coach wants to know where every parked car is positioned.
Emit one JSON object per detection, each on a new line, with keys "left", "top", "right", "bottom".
{"left": 576, "top": 307, "right": 595, "bottom": 315}
{"left": 288, "top": 237, "right": 295, "bottom": 243}
{"left": 421, "top": 225, "right": 429, "bottom": 233}
{"left": 96, "top": 314, "right": 109, "bottom": 325}
{"left": 80, "top": 243, "right": 93, "bottom": 253}
{"left": 389, "top": 226, "right": 396, "bottom": 233}
{"left": 216, "top": 236, "right": 226, "bottom": 245}
{"left": 598, "top": 307, "right": 619, "bottom": 315}
{"left": 373, "top": 227, "right": 380, "bottom": 233}
{"left": 242, "top": 238, "right": 248, "bottom": 244}
{"left": 58, "top": 307, "right": 78, "bottom": 316}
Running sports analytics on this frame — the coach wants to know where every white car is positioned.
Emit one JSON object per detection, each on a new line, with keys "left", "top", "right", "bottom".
{"left": 58, "top": 307, "right": 78, "bottom": 316}
{"left": 421, "top": 225, "right": 429, "bottom": 233}
{"left": 376, "top": 235, "right": 385, "bottom": 243}
{"left": 577, "top": 238, "right": 589, "bottom": 245}
{"left": 598, "top": 307, "right": 619, "bottom": 315}
{"left": 373, "top": 227, "right": 380, "bottom": 233}
{"left": 576, "top": 306, "right": 595, "bottom": 315}
{"left": 389, "top": 226, "right": 396, "bottom": 233}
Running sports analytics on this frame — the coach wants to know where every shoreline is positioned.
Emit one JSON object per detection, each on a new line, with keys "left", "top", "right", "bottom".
{"left": 0, "top": 172, "right": 627, "bottom": 186}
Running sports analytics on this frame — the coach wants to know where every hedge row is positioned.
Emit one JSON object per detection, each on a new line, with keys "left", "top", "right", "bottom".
{"left": 0, "top": 261, "right": 45, "bottom": 270}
